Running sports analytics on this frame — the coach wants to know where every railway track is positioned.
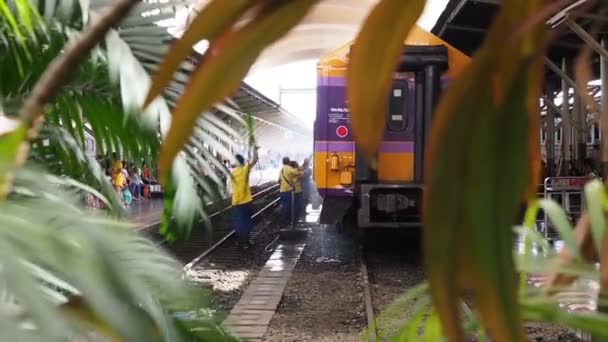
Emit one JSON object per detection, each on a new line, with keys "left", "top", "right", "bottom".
{"left": 176, "top": 183, "right": 280, "bottom": 265}
{"left": 138, "top": 182, "right": 281, "bottom": 265}
{"left": 183, "top": 187, "right": 281, "bottom": 271}
{"left": 360, "top": 230, "right": 425, "bottom": 341}
{"left": 360, "top": 248, "right": 377, "bottom": 342}
{"left": 182, "top": 184, "right": 286, "bottom": 321}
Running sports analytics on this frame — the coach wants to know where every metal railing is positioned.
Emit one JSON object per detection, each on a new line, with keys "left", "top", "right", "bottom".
{"left": 539, "top": 177, "right": 588, "bottom": 239}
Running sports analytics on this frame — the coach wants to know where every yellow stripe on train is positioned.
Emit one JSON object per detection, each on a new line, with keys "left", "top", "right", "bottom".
{"left": 314, "top": 151, "right": 414, "bottom": 190}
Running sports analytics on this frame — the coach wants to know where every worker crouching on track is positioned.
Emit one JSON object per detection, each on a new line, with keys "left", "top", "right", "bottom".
{"left": 232, "top": 146, "right": 259, "bottom": 249}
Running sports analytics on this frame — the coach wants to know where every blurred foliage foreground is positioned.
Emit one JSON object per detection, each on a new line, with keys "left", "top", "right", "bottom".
{"left": 2, "top": 0, "right": 608, "bottom": 341}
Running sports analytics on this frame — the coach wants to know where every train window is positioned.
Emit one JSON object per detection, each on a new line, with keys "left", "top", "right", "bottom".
{"left": 387, "top": 81, "right": 407, "bottom": 131}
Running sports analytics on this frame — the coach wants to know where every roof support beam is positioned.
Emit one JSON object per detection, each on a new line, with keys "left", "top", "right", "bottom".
{"left": 565, "top": 17, "right": 608, "bottom": 62}
{"left": 546, "top": 58, "right": 579, "bottom": 92}
{"left": 445, "top": 24, "right": 486, "bottom": 33}
{"left": 601, "top": 38, "right": 608, "bottom": 176}
{"left": 470, "top": 0, "right": 500, "bottom": 4}
{"left": 561, "top": 58, "right": 572, "bottom": 172}
{"left": 552, "top": 40, "right": 584, "bottom": 50}
{"left": 578, "top": 13, "right": 608, "bottom": 23}
{"left": 545, "top": 58, "right": 602, "bottom": 115}
{"left": 438, "top": 0, "right": 469, "bottom": 36}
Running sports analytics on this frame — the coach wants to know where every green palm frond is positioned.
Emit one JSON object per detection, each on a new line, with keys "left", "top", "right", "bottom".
{"left": 29, "top": 126, "right": 123, "bottom": 213}
{"left": 1, "top": 24, "right": 161, "bottom": 216}
{"left": 1, "top": 166, "right": 238, "bottom": 341}
{"left": 0, "top": 0, "right": 262, "bottom": 340}
{"left": 100, "top": 4, "right": 252, "bottom": 239}
{"left": 1, "top": 0, "right": 254, "bottom": 239}
{"left": 100, "top": 0, "right": 251, "bottom": 239}
{"left": 387, "top": 180, "right": 608, "bottom": 339}
{"left": 244, "top": 111, "right": 256, "bottom": 147}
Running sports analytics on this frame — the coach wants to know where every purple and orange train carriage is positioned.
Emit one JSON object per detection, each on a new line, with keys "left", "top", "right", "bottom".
{"left": 313, "top": 25, "right": 471, "bottom": 228}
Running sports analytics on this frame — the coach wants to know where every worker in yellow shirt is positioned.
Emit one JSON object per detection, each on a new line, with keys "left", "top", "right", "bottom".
{"left": 232, "top": 146, "right": 259, "bottom": 249}
{"left": 112, "top": 168, "right": 126, "bottom": 205}
{"left": 279, "top": 157, "right": 302, "bottom": 226}
{"left": 111, "top": 152, "right": 122, "bottom": 174}
{"left": 290, "top": 161, "right": 304, "bottom": 222}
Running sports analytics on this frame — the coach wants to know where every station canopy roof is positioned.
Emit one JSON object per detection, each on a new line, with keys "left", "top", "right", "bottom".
{"left": 171, "top": 0, "right": 382, "bottom": 71}
{"left": 163, "top": 47, "right": 312, "bottom": 154}
{"left": 431, "top": 0, "right": 608, "bottom": 91}
{"left": 166, "top": 0, "right": 390, "bottom": 153}
{"left": 167, "top": 0, "right": 456, "bottom": 150}
{"left": 250, "top": 0, "right": 382, "bottom": 71}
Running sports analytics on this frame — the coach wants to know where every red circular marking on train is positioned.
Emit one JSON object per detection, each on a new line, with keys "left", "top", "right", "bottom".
{"left": 336, "top": 126, "right": 348, "bottom": 138}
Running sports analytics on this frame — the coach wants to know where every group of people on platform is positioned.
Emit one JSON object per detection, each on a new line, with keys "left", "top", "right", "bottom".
{"left": 98, "top": 153, "right": 158, "bottom": 207}
{"left": 229, "top": 147, "right": 314, "bottom": 250}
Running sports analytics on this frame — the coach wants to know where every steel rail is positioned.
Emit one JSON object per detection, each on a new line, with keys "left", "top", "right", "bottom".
{"left": 135, "top": 183, "right": 279, "bottom": 232}
{"left": 183, "top": 196, "right": 281, "bottom": 270}
{"left": 360, "top": 247, "right": 376, "bottom": 342}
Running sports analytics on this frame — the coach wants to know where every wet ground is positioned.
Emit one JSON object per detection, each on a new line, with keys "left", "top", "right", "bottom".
{"left": 185, "top": 205, "right": 285, "bottom": 322}
{"left": 124, "top": 198, "right": 164, "bottom": 229}
{"left": 264, "top": 222, "right": 365, "bottom": 342}
{"left": 363, "top": 231, "right": 585, "bottom": 342}
{"left": 180, "top": 205, "right": 593, "bottom": 341}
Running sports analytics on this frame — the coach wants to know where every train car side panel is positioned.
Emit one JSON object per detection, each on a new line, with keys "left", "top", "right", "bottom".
{"left": 314, "top": 68, "right": 355, "bottom": 198}
{"left": 378, "top": 152, "right": 414, "bottom": 181}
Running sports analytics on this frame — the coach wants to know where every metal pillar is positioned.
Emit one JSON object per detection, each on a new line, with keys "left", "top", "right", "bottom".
{"left": 546, "top": 90, "right": 556, "bottom": 177}
{"left": 573, "top": 93, "right": 579, "bottom": 168}
{"left": 602, "top": 39, "right": 608, "bottom": 179}
{"left": 573, "top": 94, "right": 589, "bottom": 172}
{"left": 561, "top": 58, "right": 572, "bottom": 176}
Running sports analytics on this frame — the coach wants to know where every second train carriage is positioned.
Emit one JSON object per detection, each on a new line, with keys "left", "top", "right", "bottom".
{"left": 313, "top": 25, "right": 471, "bottom": 228}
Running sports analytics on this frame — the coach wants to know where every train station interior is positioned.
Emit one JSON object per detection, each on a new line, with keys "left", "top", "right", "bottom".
{"left": 2, "top": 0, "right": 608, "bottom": 341}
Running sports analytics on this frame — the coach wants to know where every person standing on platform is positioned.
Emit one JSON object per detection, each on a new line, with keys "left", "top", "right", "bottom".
{"left": 112, "top": 166, "right": 128, "bottom": 207}
{"left": 279, "top": 157, "right": 295, "bottom": 225}
{"left": 111, "top": 152, "right": 122, "bottom": 174}
{"left": 231, "top": 146, "right": 259, "bottom": 249}
{"left": 300, "top": 158, "right": 312, "bottom": 218}
{"left": 279, "top": 158, "right": 302, "bottom": 226}
{"left": 289, "top": 161, "right": 303, "bottom": 222}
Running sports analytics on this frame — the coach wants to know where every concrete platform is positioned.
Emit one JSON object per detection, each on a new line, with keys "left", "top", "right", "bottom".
{"left": 223, "top": 243, "right": 305, "bottom": 341}
{"left": 124, "top": 198, "right": 164, "bottom": 231}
